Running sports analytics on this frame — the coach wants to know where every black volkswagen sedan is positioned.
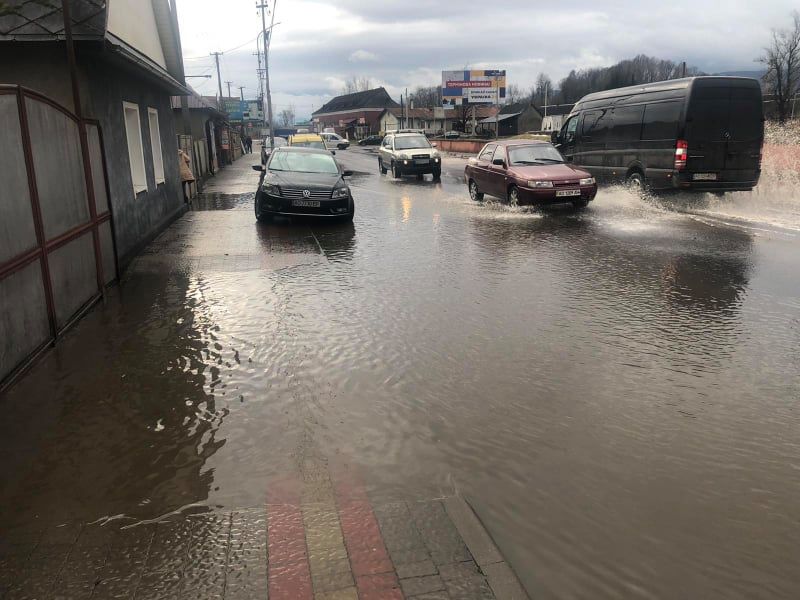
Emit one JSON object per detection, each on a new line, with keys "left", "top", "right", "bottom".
{"left": 252, "top": 147, "right": 354, "bottom": 221}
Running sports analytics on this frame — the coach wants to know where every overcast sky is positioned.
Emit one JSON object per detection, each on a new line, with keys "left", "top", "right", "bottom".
{"left": 177, "top": 0, "right": 796, "bottom": 120}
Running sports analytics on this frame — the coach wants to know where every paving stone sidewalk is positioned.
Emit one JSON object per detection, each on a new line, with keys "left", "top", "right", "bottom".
{"left": 1, "top": 486, "right": 527, "bottom": 600}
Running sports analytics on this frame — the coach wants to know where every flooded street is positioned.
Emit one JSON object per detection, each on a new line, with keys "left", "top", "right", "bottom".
{"left": 2, "top": 147, "right": 799, "bottom": 599}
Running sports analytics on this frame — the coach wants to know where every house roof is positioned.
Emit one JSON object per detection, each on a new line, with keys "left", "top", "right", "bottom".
{"left": 381, "top": 106, "right": 500, "bottom": 120}
{"left": 480, "top": 112, "right": 521, "bottom": 124}
{"left": 0, "top": 0, "right": 106, "bottom": 39}
{"left": 171, "top": 86, "right": 226, "bottom": 117}
{"left": 313, "top": 87, "right": 400, "bottom": 115}
{"left": 540, "top": 104, "right": 574, "bottom": 116}
{"left": 0, "top": 0, "right": 187, "bottom": 94}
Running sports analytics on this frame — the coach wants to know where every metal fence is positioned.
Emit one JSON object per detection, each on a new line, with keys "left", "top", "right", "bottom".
{"left": 0, "top": 85, "right": 116, "bottom": 389}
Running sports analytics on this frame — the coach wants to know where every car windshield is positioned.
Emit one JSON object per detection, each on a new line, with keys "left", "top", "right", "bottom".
{"left": 268, "top": 151, "right": 339, "bottom": 174}
{"left": 507, "top": 144, "right": 564, "bottom": 165}
{"left": 394, "top": 135, "right": 430, "bottom": 150}
{"left": 292, "top": 140, "right": 326, "bottom": 150}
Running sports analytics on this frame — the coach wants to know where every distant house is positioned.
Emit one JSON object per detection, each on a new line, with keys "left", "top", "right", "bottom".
{"left": 312, "top": 87, "right": 400, "bottom": 138}
{"left": 540, "top": 104, "right": 575, "bottom": 132}
{"left": 481, "top": 101, "right": 543, "bottom": 136}
{"left": 380, "top": 106, "right": 499, "bottom": 135}
{"left": 171, "top": 87, "right": 228, "bottom": 192}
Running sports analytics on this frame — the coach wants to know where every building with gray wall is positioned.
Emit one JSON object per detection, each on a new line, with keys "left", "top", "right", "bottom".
{"left": 0, "top": 0, "right": 189, "bottom": 269}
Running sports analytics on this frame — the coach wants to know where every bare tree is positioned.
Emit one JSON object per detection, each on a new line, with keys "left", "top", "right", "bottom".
{"left": 341, "top": 75, "right": 373, "bottom": 95}
{"left": 533, "top": 73, "right": 553, "bottom": 106}
{"left": 557, "top": 55, "right": 703, "bottom": 103}
{"left": 409, "top": 85, "right": 441, "bottom": 107}
{"left": 759, "top": 11, "right": 800, "bottom": 121}
{"left": 279, "top": 107, "right": 295, "bottom": 127}
{"left": 453, "top": 102, "right": 472, "bottom": 133}
{"left": 505, "top": 83, "right": 524, "bottom": 104}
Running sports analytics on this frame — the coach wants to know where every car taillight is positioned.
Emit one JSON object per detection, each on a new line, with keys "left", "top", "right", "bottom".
{"left": 674, "top": 140, "right": 688, "bottom": 171}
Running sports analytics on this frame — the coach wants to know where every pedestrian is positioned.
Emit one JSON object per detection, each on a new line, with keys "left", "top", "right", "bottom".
{"left": 178, "top": 149, "right": 195, "bottom": 203}
{"left": 246, "top": 135, "right": 253, "bottom": 154}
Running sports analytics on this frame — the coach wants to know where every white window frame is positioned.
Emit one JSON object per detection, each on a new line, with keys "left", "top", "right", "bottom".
{"left": 122, "top": 102, "right": 147, "bottom": 195}
{"left": 147, "top": 107, "right": 165, "bottom": 185}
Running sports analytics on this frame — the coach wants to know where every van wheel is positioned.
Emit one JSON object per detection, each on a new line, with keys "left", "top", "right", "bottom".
{"left": 379, "top": 158, "right": 387, "bottom": 174}
{"left": 432, "top": 168, "right": 441, "bottom": 180}
{"left": 469, "top": 179, "right": 484, "bottom": 201}
{"left": 626, "top": 171, "right": 645, "bottom": 191}
{"left": 392, "top": 161, "right": 402, "bottom": 179}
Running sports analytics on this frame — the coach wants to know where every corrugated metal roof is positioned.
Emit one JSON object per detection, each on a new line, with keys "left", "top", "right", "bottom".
{"left": 0, "top": 0, "right": 107, "bottom": 39}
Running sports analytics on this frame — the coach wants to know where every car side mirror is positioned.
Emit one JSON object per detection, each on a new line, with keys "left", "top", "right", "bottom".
{"left": 331, "top": 150, "right": 336, "bottom": 155}
{"left": 251, "top": 165, "right": 264, "bottom": 172}
{"left": 342, "top": 170, "right": 354, "bottom": 177}
{"left": 492, "top": 158, "right": 506, "bottom": 167}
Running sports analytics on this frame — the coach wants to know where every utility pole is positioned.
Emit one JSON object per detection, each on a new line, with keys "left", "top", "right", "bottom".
{"left": 257, "top": 0, "right": 277, "bottom": 150}
{"left": 211, "top": 52, "right": 223, "bottom": 109}
{"left": 238, "top": 86, "right": 246, "bottom": 101}
{"left": 226, "top": 81, "right": 233, "bottom": 99}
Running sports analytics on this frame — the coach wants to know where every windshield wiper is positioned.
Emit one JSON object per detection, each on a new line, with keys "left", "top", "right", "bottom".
{"left": 535, "top": 158, "right": 563, "bottom": 163}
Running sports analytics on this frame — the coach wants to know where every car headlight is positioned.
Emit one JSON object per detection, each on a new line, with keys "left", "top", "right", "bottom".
{"left": 262, "top": 183, "right": 281, "bottom": 196}
{"left": 580, "top": 177, "right": 596, "bottom": 185}
{"left": 431, "top": 151, "right": 440, "bottom": 159}
{"left": 332, "top": 187, "right": 349, "bottom": 199}
{"left": 528, "top": 180, "right": 553, "bottom": 188}
{"left": 398, "top": 153, "right": 410, "bottom": 160}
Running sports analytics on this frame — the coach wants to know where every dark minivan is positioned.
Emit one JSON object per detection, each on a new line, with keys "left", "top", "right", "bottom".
{"left": 554, "top": 77, "right": 764, "bottom": 192}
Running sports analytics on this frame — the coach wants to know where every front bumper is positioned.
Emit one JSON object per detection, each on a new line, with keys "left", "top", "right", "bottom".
{"left": 260, "top": 191, "right": 352, "bottom": 217}
{"left": 517, "top": 184, "right": 598, "bottom": 205}
{"left": 395, "top": 158, "right": 441, "bottom": 174}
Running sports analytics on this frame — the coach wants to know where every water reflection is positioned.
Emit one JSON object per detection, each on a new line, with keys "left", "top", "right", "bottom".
{"left": 0, "top": 268, "right": 227, "bottom": 528}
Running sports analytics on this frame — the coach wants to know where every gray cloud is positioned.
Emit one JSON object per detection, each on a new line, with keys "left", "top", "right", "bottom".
{"left": 179, "top": 0, "right": 797, "bottom": 119}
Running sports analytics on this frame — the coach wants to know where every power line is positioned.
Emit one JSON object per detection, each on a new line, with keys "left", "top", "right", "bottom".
{"left": 183, "top": 35, "right": 261, "bottom": 61}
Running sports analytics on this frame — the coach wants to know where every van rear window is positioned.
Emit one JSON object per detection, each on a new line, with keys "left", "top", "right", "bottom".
{"left": 641, "top": 102, "right": 681, "bottom": 140}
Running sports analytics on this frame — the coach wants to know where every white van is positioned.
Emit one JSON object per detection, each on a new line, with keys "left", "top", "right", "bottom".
{"left": 320, "top": 132, "right": 350, "bottom": 151}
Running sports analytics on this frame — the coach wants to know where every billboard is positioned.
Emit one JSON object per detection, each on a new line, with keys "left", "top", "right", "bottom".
{"left": 442, "top": 69, "right": 506, "bottom": 106}
{"left": 223, "top": 99, "right": 248, "bottom": 121}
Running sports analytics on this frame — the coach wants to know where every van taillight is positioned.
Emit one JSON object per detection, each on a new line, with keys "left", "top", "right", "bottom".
{"left": 674, "top": 140, "right": 688, "bottom": 171}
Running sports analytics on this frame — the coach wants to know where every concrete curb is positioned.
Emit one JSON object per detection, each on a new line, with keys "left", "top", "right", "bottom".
{"left": 444, "top": 497, "right": 530, "bottom": 599}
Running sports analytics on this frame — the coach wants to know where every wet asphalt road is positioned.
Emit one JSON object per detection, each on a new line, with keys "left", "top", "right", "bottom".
{"left": 2, "top": 146, "right": 799, "bottom": 599}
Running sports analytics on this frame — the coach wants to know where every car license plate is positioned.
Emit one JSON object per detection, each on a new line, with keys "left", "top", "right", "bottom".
{"left": 693, "top": 173, "right": 718, "bottom": 181}
{"left": 415, "top": 158, "right": 429, "bottom": 165}
{"left": 555, "top": 189, "right": 581, "bottom": 197}
{"left": 292, "top": 199, "right": 320, "bottom": 208}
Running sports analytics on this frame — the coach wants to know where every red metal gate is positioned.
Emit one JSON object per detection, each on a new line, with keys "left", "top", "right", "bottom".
{"left": 0, "top": 85, "right": 117, "bottom": 390}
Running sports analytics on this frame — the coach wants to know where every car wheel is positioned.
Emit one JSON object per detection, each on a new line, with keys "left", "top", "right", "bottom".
{"left": 508, "top": 185, "right": 520, "bottom": 206}
{"left": 432, "top": 168, "right": 441, "bottom": 180}
{"left": 342, "top": 202, "right": 355, "bottom": 222}
{"left": 254, "top": 192, "right": 270, "bottom": 223}
{"left": 469, "top": 179, "right": 484, "bottom": 201}
{"left": 392, "top": 161, "right": 402, "bottom": 179}
{"left": 379, "top": 158, "right": 387, "bottom": 174}
{"left": 416, "top": 174, "right": 424, "bottom": 181}
{"left": 626, "top": 171, "right": 645, "bottom": 191}
{"left": 572, "top": 199, "right": 590, "bottom": 210}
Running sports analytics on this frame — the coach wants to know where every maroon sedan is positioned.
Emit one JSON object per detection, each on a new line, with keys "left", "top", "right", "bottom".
{"left": 464, "top": 140, "right": 598, "bottom": 208}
